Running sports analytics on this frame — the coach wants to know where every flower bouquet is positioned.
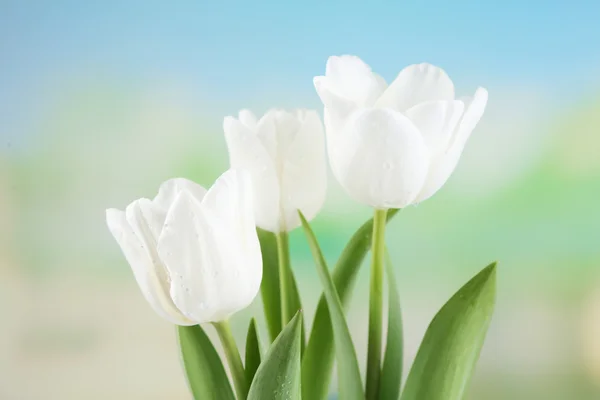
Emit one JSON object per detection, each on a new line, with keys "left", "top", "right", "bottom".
{"left": 106, "top": 55, "right": 494, "bottom": 400}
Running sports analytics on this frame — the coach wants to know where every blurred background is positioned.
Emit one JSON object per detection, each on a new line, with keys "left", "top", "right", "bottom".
{"left": 1, "top": 1, "right": 599, "bottom": 399}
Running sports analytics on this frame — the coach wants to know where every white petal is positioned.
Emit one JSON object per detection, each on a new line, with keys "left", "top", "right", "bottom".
{"left": 224, "top": 116, "right": 280, "bottom": 232}
{"left": 333, "top": 108, "right": 430, "bottom": 208}
{"left": 373, "top": 72, "right": 388, "bottom": 92}
{"left": 125, "top": 199, "right": 163, "bottom": 251}
{"left": 201, "top": 169, "right": 256, "bottom": 234}
{"left": 405, "top": 100, "right": 465, "bottom": 157}
{"left": 314, "top": 76, "right": 357, "bottom": 123}
{"left": 106, "top": 208, "right": 192, "bottom": 325}
{"left": 441, "top": 100, "right": 466, "bottom": 148}
{"left": 253, "top": 109, "right": 327, "bottom": 231}
{"left": 322, "top": 107, "right": 347, "bottom": 180}
{"left": 324, "top": 55, "right": 387, "bottom": 107}
{"left": 158, "top": 189, "right": 262, "bottom": 323}
{"left": 411, "top": 144, "right": 463, "bottom": 205}
{"left": 315, "top": 78, "right": 362, "bottom": 179}
{"left": 257, "top": 109, "right": 301, "bottom": 161}
{"left": 153, "top": 178, "right": 207, "bottom": 211}
{"left": 238, "top": 109, "right": 258, "bottom": 129}
{"left": 157, "top": 192, "right": 216, "bottom": 322}
{"left": 413, "top": 87, "right": 488, "bottom": 203}
{"left": 201, "top": 170, "right": 262, "bottom": 315}
{"left": 200, "top": 170, "right": 262, "bottom": 296}
{"left": 375, "top": 63, "right": 455, "bottom": 112}
{"left": 278, "top": 110, "right": 327, "bottom": 231}
{"left": 449, "top": 87, "right": 488, "bottom": 150}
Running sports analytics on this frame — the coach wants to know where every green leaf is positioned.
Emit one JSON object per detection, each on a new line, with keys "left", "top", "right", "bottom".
{"left": 302, "top": 210, "right": 399, "bottom": 400}
{"left": 401, "top": 263, "right": 497, "bottom": 400}
{"left": 288, "top": 272, "right": 306, "bottom": 356}
{"left": 257, "top": 228, "right": 281, "bottom": 343}
{"left": 258, "top": 228, "right": 305, "bottom": 346}
{"left": 177, "top": 325, "right": 236, "bottom": 400}
{"left": 378, "top": 250, "right": 404, "bottom": 400}
{"left": 248, "top": 312, "right": 303, "bottom": 400}
{"left": 245, "top": 318, "right": 262, "bottom": 385}
{"left": 299, "top": 212, "right": 364, "bottom": 400}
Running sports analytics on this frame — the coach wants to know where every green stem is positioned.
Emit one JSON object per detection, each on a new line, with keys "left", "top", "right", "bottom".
{"left": 276, "top": 231, "right": 292, "bottom": 328}
{"left": 366, "top": 208, "right": 388, "bottom": 400}
{"left": 213, "top": 320, "right": 248, "bottom": 400}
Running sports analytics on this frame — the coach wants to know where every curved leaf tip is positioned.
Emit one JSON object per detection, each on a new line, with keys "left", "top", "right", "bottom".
{"left": 401, "top": 262, "right": 497, "bottom": 400}
{"left": 248, "top": 312, "right": 303, "bottom": 400}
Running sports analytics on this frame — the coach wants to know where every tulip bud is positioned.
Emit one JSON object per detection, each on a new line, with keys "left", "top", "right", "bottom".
{"left": 223, "top": 109, "right": 327, "bottom": 233}
{"left": 106, "top": 169, "right": 262, "bottom": 324}
{"left": 314, "top": 55, "right": 488, "bottom": 209}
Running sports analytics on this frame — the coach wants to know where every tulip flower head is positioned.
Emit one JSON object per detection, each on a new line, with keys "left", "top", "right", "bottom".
{"left": 106, "top": 170, "right": 262, "bottom": 325}
{"left": 314, "top": 55, "right": 488, "bottom": 209}
{"left": 223, "top": 109, "right": 327, "bottom": 233}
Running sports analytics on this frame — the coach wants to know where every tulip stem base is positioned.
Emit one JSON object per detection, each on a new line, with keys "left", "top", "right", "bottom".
{"left": 213, "top": 320, "right": 248, "bottom": 400}
{"left": 366, "top": 208, "right": 388, "bottom": 400}
{"left": 276, "top": 232, "right": 292, "bottom": 329}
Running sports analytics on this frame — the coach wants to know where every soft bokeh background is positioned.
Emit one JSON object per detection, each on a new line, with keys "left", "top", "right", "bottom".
{"left": 2, "top": 1, "right": 600, "bottom": 399}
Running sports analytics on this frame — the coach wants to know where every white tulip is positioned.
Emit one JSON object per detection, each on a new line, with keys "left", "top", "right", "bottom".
{"left": 223, "top": 109, "right": 327, "bottom": 232}
{"left": 314, "top": 55, "right": 488, "bottom": 209}
{"left": 105, "top": 170, "right": 262, "bottom": 324}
